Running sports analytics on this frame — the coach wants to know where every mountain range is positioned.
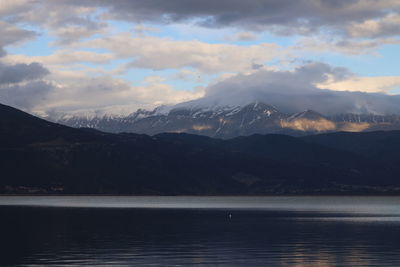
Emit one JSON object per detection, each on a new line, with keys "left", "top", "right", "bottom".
{"left": 2, "top": 102, "right": 400, "bottom": 195}
{"left": 55, "top": 101, "right": 400, "bottom": 138}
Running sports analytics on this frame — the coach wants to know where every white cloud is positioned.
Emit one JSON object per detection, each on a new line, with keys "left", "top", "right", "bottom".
{"left": 347, "top": 13, "right": 400, "bottom": 38}
{"left": 76, "top": 34, "right": 282, "bottom": 73}
{"left": 2, "top": 50, "right": 116, "bottom": 66}
{"left": 318, "top": 76, "right": 400, "bottom": 93}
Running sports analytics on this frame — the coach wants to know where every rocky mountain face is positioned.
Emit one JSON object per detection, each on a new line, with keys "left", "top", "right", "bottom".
{"left": 56, "top": 101, "right": 400, "bottom": 138}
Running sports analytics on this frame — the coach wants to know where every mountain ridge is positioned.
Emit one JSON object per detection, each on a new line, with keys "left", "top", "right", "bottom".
{"left": 2, "top": 102, "right": 400, "bottom": 195}
{"left": 55, "top": 101, "right": 400, "bottom": 138}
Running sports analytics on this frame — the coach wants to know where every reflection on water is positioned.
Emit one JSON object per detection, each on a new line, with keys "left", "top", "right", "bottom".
{"left": 1, "top": 196, "right": 400, "bottom": 266}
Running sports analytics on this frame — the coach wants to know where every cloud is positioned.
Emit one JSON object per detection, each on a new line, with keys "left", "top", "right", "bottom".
{"left": 1, "top": 1, "right": 106, "bottom": 45}
{"left": 1, "top": 1, "right": 399, "bottom": 117}
{"left": 52, "top": 24, "right": 107, "bottom": 45}
{"left": 0, "top": 62, "right": 51, "bottom": 111}
{"left": 318, "top": 76, "right": 400, "bottom": 93}
{"left": 0, "top": 18, "right": 52, "bottom": 112}
{"left": 21, "top": 70, "right": 204, "bottom": 116}
{"left": 225, "top": 32, "right": 258, "bottom": 42}
{"left": 180, "top": 62, "right": 400, "bottom": 114}
{"left": 0, "top": 81, "right": 54, "bottom": 111}
{"left": 171, "top": 69, "right": 201, "bottom": 82}
{"left": 0, "top": 62, "right": 49, "bottom": 85}
{"left": 2, "top": 0, "right": 399, "bottom": 53}
{"left": 295, "top": 36, "right": 400, "bottom": 55}
{"left": 77, "top": 34, "right": 281, "bottom": 73}
{"left": 0, "top": 21, "right": 37, "bottom": 49}
{"left": 67, "top": 0, "right": 400, "bottom": 37}
{"left": 133, "top": 24, "right": 160, "bottom": 36}
{"left": 0, "top": 16, "right": 37, "bottom": 58}
{"left": 0, "top": 0, "right": 31, "bottom": 17}
{"left": 2, "top": 50, "right": 116, "bottom": 66}
{"left": 65, "top": 0, "right": 400, "bottom": 53}
{"left": 346, "top": 13, "right": 400, "bottom": 38}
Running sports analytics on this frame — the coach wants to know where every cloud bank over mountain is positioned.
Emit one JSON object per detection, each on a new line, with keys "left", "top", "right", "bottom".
{"left": 181, "top": 63, "right": 400, "bottom": 115}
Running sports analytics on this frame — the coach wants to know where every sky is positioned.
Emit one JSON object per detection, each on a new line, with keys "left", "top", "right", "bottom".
{"left": 1, "top": 0, "right": 400, "bottom": 116}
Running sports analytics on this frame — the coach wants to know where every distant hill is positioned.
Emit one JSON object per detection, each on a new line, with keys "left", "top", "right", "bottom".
{"left": 1, "top": 103, "right": 400, "bottom": 195}
{"left": 302, "top": 131, "right": 400, "bottom": 166}
{"left": 55, "top": 101, "right": 400, "bottom": 138}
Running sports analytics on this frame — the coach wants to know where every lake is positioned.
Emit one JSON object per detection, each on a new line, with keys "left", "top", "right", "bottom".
{"left": 2, "top": 196, "right": 400, "bottom": 266}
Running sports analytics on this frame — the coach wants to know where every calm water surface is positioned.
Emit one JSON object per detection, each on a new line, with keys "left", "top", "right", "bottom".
{"left": 1, "top": 196, "right": 400, "bottom": 266}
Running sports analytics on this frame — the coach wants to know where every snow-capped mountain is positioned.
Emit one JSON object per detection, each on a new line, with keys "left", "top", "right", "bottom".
{"left": 287, "top": 110, "right": 326, "bottom": 121}
{"left": 55, "top": 101, "right": 400, "bottom": 138}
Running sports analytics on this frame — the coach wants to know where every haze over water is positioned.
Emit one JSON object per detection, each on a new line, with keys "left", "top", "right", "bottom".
{"left": 2, "top": 196, "right": 400, "bottom": 266}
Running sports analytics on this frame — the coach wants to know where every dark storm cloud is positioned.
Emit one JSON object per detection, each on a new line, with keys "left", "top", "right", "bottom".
{"left": 70, "top": 0, "right": 399, "bottom": 36}
{"left": 0, "top": 62, "right": 51, "bottom": 111}
{"left": 0, "top": 63, "right": 49, "bottom": 85}
{"left": 180, "top": 63, "right": 400, "bottom": 115}
{"left": 0, "top": 81, "right": 53, "bottom": 111}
